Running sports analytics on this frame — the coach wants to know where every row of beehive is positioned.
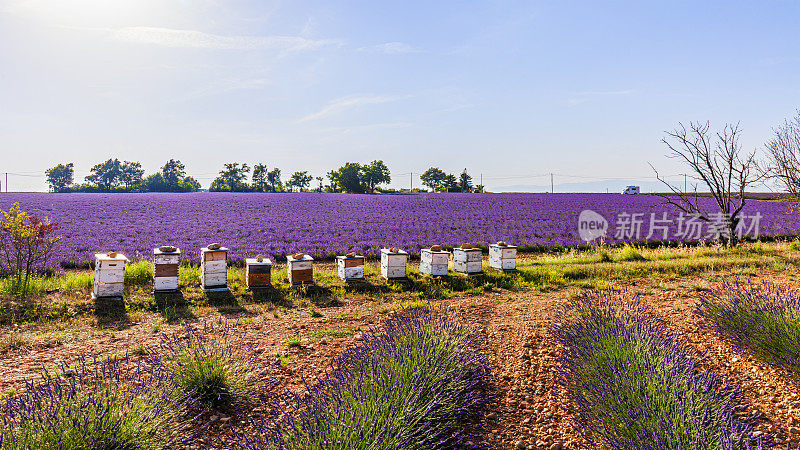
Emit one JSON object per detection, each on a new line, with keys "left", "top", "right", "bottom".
{"left": 91, "top": 243, "right": 517, "bottom": 299}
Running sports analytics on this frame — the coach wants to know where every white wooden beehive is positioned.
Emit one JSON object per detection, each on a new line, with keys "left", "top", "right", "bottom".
{"left": 200, "top": 247, "right": 229, "bottom": 291}
{"left": 380, "top": 248, "right": 408, "bottom": 280}
{"left": 287, "top": 253, "right": 314, "bottom": 285}
{"left": 246, "top": 257, "right": 273, "bottom": 289}
{"left": 93, "top": 252, "right": 128, "bottom": 299}
{"left": 420, "top": 248, "right": 449, "bottom": 276}
{"left": 153, "top": 248, "right": 181, "bottom": 292}
{"left": 453, "top": 247, "right": 483, "bottom": 274}
{"left": 337, "top": 255, "right": 365, "bottom": 281}
{"left": 489, "top": 243, "right": 517, "bottom": 271}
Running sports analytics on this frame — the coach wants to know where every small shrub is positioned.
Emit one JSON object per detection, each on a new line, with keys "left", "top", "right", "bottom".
{"left": 596, "top": 250, "right": 613, "bottom": 262}
{"left": 0, "top": 356, "right": 197, "bottom": 449}
{"left": 616, "top": 244, "right": 646, "bottom": 262}
{"left": 309, "top": 328, "right": 352, "bottom": 339}
{"left": 0, "top": 203, "right": 62, "bottom": 297}
{"left": 308, "top": 306, "right": 323, "bottom": 318}
{"left": 789, "top": 240, "right": 800, "bottom": 251}
{"left": 151, "top": 320, "right": 260, "bottom": 409}
{"left": 285, "top": 335, "right": 302, "bottom": 347}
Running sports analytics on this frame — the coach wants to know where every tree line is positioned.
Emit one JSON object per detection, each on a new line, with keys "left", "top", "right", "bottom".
{"left": 45, "top": 159, "right": 484, "bottom": 194}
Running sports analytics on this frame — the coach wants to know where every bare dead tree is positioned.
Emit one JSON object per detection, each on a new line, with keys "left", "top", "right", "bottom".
{"left": 765, "top": 109, "right": 800, "bottom": 197}
{"left": 650, "top": 121, "right": 766, "bottom": 246}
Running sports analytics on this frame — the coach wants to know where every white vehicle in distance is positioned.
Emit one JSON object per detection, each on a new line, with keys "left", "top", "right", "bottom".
{"left": 622, "top": 185, "right": 640, "bottom": 195}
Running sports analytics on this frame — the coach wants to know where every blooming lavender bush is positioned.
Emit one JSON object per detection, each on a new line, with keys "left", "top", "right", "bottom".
{"left": 151, "top": 319, "right": 261, "bottom": 409}
{"left": 552, "top": 290, "right": 768, "bottom": 449}
{"left": 243, "top": 306, "right": 490, "bottom": 449}
{"left": 0, "top": 356, "right": 197, "bottom": 449}
{"left": 697, "top": 280, "right": 800, "bottom": 375}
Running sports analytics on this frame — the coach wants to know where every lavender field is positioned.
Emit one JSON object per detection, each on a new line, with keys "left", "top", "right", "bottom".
{"left": 1, "top": 192, "right": 798, "bottom": 268}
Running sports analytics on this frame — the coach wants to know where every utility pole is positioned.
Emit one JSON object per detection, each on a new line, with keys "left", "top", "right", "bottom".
{"left": 684, "top": 173, "right": 687, "bottom": 193}
{"left": 410, "top": 172, "right": 413, "bottom": 192}
{"left": 4, "top": 173, "right": 6, "bottom": 193}
{"left": 480, "top": 173, "right": 483, "bottom": 193}
{"left": 550, "top": 173, "right": 554, "bottom": 194}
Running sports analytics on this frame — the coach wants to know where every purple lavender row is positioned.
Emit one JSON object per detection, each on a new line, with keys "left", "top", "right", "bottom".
{"left": 552, "top": 290, "right": 771, "bottom": 449}
{"left": 239, "top": 306, "right": 491, "bottom": 449}
{"left": 697, "top": 279, "right": 800, "bottom": 378}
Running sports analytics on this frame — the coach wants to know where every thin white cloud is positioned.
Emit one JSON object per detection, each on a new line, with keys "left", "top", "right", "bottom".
{"left": 298, "top": 95, "right": 399, "bottom": 122}
{"left": 359, "top": 42, "right": 419, "bottom": 54}
{"left": 111, "top": 26, "right": 339, "bottom": 51}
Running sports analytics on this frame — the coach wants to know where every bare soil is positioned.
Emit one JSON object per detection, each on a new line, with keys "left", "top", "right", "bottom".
{"left": 2, "top": 268, "right": 800, "bottom": 449}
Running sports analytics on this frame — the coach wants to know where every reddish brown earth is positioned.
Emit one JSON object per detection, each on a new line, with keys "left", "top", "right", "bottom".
{"left": 1, "top": 271, "right": 800, "bottom": 449}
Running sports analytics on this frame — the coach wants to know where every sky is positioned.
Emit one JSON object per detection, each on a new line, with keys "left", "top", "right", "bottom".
{"left": 1, "top": 0, "right": 799, "bottom": 192}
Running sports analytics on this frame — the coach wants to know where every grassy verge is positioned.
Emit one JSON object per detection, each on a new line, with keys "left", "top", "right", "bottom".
{"left": 697, "top": 279, "right": 800, "bottom": 375}
{"left": 1, "top": 242, "right": 798, "bottom": 326}
{"left": 243, "top": 306, "right": 490, "bottom": 449}
{"left": 552, "top": 290, "right": 768, "bottom": 449}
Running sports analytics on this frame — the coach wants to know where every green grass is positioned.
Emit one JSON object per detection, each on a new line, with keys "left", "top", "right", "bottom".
{"left": 62, "top": 272, "right": 93, "bottom": 291}
{"left": 615, "top": 244, "right": 647, "bottom": 262}
{"left": 124, "top": 261, "right": 154, "bottom": 286}
{"left": 285, "top": 335, "right": 302, "bottom": 347}
{"left": 309, "top": 328, "right": 353, "bottom": 339}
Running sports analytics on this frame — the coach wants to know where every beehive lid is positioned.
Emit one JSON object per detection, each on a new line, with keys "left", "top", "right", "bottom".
{"left": 286, "top": 254, "right": 314, "bottom": 262}
{"left": 154, "top": 247, "right": 182, "bottom": 255}
{"left": 202, "top": 246, "right": 229, "bottom": 253}
{"left": 423, "top": 248, "right": 449, "bottom": 254}
{"left": 490, "top": 243, "right": 518, "bottom": 249}
{"left": 95, "top": 252, "right": 129, "bottom": 262}
{"left": 381, "top": 248, "right": 408, "bottom": 255}
{"left": 246, "top": 257, "right": 273, "bottom": 265}
{"left": 336, "top": 254, "right": 364, "bottom": 260}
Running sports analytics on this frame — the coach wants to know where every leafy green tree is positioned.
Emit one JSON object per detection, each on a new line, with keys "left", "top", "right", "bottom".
{"left": 330, "top": 163, "right": 364, "bottom": 193}
{"left": 458, "top": 169, "right": 473, "bottom": 193}
{"left": 420, "top": 167, "right": 447, "bottom": 191}
{"left": 252, "top": 164, "right": 268, "bottom": 192}
{"left": 85, "top": 159, "right": 123, "bottom": 190}
{"left": 288, "top": 171, "right": 313, "bottom": 192}
{"left": 161, "top": 159, "right": 186, "bottom": 186}
{"left": 45, "top": 163, "right": 74, "bottom": 192}
{"left": 210, "top": 163, "right": 251, "bottom": 192}
{"left": 266, "top": 168, "right": 282, "bottom": 192}
{"left": 360, "top": 160, "right": 391, "bottom": 192}
{"left": 119, "top": 161, "right": 144, "bottom": 188}
{"left": 143, "top": 173, "right": 167, "bottom": 192}
{"left": 326, "top": 170, "right": 340, "bottom": 193}
{"left": 442, "top": 174, "right": 458, "bottom": 192}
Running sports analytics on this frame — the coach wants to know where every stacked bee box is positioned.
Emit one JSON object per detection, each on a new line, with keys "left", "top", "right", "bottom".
{"left": 380, "top": 248, "right": 408, "bottom": 280}
{"left": 246, "top": 256, "right": 272, "bottom": 289}
{"left": 200, "top": 244, "right": 229, "bottom": 292}
{"left": 153, "top": 247, "right": 180, "bottom": 292}
{"left": 287, "top": 253, "right": 314, "bottom": 286}
{"left": 453, "top": 245, "right": 483, "bottom": 274}
{"left": 489, "top": 242, "right": 517, "bottom": 271}
{"left": 93, "top": 252, "right": 128, "bottom": 299}
{"left": 337, "top": 254, "right": 365, "bottom": 281}
{"left": 420, "top": 246, "right": 449, "bottom": 276}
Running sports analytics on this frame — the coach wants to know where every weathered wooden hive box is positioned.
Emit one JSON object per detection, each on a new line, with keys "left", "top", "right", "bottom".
{"left": 489, "top": 243, "right": 517, "bottom": 271}
{"left": 200, "top": 246, "right": 229, "bottom": 291}
{"left": 153, "top": 247, "right": 180, "bottom": 292}
{"left": 380, "top": 248, "right": 408, "bottom": 280}
{"left": 287, "top": 253, "right": 314, "bottom": 285}
{"left": 246, "top": 257, "right": 273, "bottom": 289}
{"left": 420, "top": 248, "right": 449, "bottom": 276}
{"left": 93, "top": 252, "right": 128, "bottom": 299}
{"left": 453, "top": 247, "right": 483, "bottom": 274}
{"left": 337, "top": 255, "right": 365, "bottom": 281}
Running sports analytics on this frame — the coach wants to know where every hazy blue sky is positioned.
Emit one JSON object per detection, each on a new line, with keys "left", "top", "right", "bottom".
{"left": 1, "top": 1, "right": 799, "bottom": 191}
